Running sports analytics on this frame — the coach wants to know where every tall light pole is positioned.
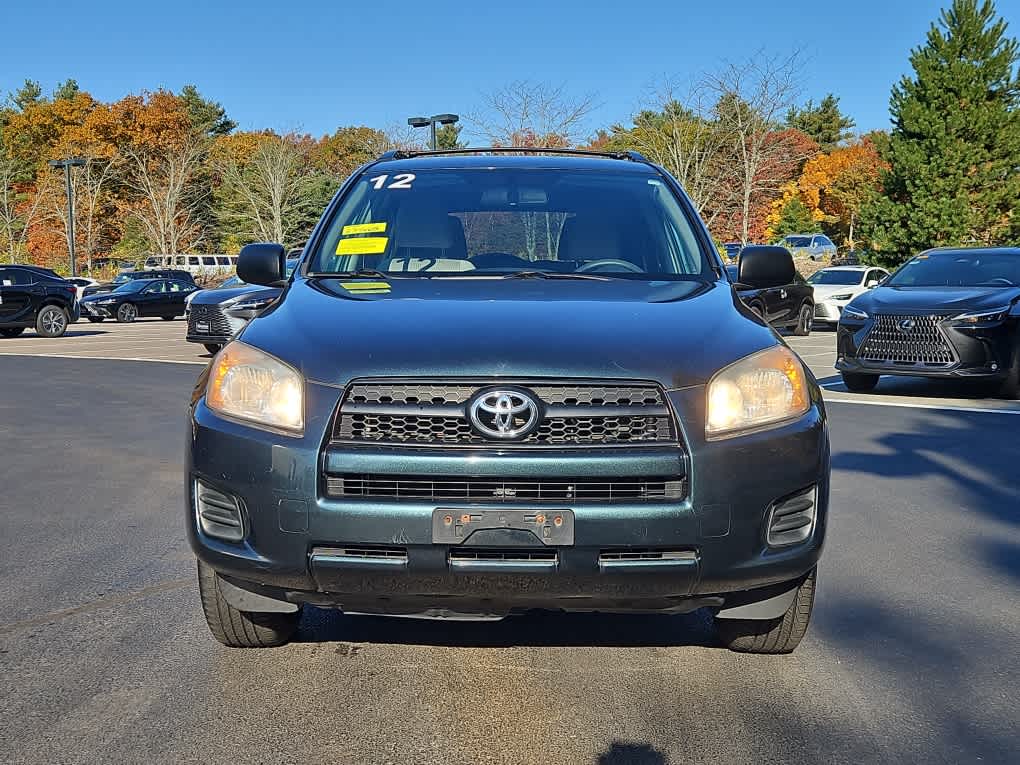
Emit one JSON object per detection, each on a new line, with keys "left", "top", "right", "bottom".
{"left": 48, "top": 157, "right": 86, "bottom": 277}
{"left": 407, "top": 114, "right": 459, "bottom": 150}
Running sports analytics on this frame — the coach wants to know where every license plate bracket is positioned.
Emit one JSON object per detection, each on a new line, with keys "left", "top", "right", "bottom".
{"left": 432, "top": 508, "right": 574, "bottom": 546}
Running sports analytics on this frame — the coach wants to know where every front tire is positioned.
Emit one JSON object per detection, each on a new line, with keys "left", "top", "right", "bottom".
{"left": 792, "top": 303, "right": 813, "bottom": 336}
{"left": 715, "top": 568, "right": 816, "bottom": 654}
{"left": 35, "top": 306, "right": 68, "bottom": 338}
{"left": 161, "top": 315, "right": 175, "bottom": 321}
{"left": 197, "top": 561, "right": 299, "bottom": 648}
{"left": 87, "top": 317, "right": 105, "bottom": 323}
{"left": 0, "top": 327, "right": 26, "bottom": 338}
{"left": 999, "top": 334, "right": 1020, "bottom": 399}
{"left": 116, "top": 303, "right": 137, "bottom": 323}
{"left": 841, "top": 371, "right": 879, "bottom": 392}
{"left": 203, "top": 343, "right": 222, "bottom": 354}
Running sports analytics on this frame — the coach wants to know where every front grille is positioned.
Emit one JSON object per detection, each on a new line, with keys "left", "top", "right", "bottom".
{"left": 333, "top": 381, "right": 676, "bottom": 446}
{"left": 859, "top": 314, "right": 956, "bottom": 366}
{"left": 188, "top": 304, "right": 234, "bottom": 337}
{"left": 325, "top": 474, "right": 685, "bottom": 503}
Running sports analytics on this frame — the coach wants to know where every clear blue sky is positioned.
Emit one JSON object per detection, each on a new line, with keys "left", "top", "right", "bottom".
{"left": 2, "top": 0, "right": 1018, "bottom": 141}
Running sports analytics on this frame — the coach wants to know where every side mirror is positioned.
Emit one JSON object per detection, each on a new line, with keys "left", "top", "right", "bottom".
{"left": 866, "top": 279, "right": 880, "bottom": 289}
{"left": 738, "top": 245, "right": 795, "bottom": 289}
{"left": 237, "top": 243, "right": 287, "bottom": 287}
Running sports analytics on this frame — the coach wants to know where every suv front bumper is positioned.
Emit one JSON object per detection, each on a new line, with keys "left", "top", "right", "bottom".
{"left": 187, "top": 383, "right": 829, "bottom": 616}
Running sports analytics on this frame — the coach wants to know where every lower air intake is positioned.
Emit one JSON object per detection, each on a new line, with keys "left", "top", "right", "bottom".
{"left": 766, "top": 487, "right": 816, "bottom": 547}
{"left": 195, "top": 480, "right": 244, "bottom": 542}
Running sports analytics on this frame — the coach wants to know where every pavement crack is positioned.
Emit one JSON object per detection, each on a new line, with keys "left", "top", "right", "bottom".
{"left": 0, "top": 578, "right": 192, "bottom": 636}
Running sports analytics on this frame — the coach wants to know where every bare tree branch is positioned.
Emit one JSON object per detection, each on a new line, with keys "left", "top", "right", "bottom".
{"left": 465, "top": 81, "right": 600, "bottom": 147}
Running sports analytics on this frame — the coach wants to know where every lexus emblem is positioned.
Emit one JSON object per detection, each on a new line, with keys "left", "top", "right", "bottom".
{"left": 897, "top": 318, "right": 916, "bottom": 333}
{"left": 468, "top": 389, "right": 540, "bottom": 440}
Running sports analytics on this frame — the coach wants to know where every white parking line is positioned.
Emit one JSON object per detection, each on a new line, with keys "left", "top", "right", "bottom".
{"left": 0, "top": 352, "right": 205, "bottom": 366}
{"left": 824, "top": 395, "right": 1020, "bottom": 415}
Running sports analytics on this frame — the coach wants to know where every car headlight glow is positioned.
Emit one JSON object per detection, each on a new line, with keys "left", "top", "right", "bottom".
{"left": 230, "top": 296, "right": 277, "bottom": 312}
{"left": 706, "top": 345, "right": 810, "bottom": 438}
{"left": 841, "top": 305, "right": 868, "bottom": 320}
{"left": 953, "top": 307, "right": 1009, "bottom": 323}
{"left": 206, "top": 342, "right": 304, "bottom": 433}
{"left": 829, "top": 293, "right": 852, "bottom": 301}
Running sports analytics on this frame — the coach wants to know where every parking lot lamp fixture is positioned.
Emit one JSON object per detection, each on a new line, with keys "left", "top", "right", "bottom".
{"left": 407, "top": 114, "right": 459, "bottom": 150}
{"left": 48, "top": 157, "right": 87, "bottom": 277}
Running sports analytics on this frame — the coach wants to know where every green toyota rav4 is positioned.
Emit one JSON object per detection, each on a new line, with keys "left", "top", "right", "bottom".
{"left": 187, "top": 148, "right": 829, "bottom": 654}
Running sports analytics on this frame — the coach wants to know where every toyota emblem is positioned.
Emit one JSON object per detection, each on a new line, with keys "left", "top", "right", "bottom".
{"left": 468, "top": 389, "right": 541, "bottom": 440}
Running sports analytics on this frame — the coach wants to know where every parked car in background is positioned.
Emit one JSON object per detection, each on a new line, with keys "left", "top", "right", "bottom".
{"left": 836, "top": 247, "right": 1020, "bottom": 396}
{"left": 84, "top": 269, "right": 196, "bottom": 297}
{"left": 726, "top": 252, "right": 815, "bottom": 334}
{"left": 184, "top": 274, "right": 245, "bottom": 318}
{"left": 808, "top": 266, "right": 889, "bottom": 327}
{"left": 779, "top": 234, "right": 837, "bottom": 261}
{"left": 66, "top": 276, "right": 101, "bottom": 301}
{"left": 0, "top": 265, "right": 80, "bottom": 338}
{"left": 144, "top": 254, "right": 238, "bottom": 278}
{"left": 722, "top": 242, "right": 742, "bottom": 261}
{"left": 79, "top": 278, "right": 198, "bottom": 323}
{"left": 186, "top": 260, "right": 299, "bottom": 353}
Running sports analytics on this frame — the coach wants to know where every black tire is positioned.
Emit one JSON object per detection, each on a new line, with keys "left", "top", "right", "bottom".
{"left": 841, "top": 371, "right": 880, "bottom": 392}
{"left": 204, "top": 343, "right": 222, "bottom": 354}
{"left": 87, "top": 317, "right": 105, "bottom": 323}
{"left": 792, "top": 303, "right": 813, "bottom": 336}
{"left": 116, "top": 302, "right": 137, "bottom": 323}
{"left": 161, "top": 315, "right": 175, "bottom": 321}
{"left": 715, "top": 568, "right": 816, "bottom": 654}
{"left": 35, "top": 305, "right": 68, "bottom": 338}
{"left": 998, "top": 334, "right": 1020, "bottom": 399}
{"left": 197, "top": 560, "right": 299, "bottom": 648}
{"left": 0, "top": 327, "right": 26, "bottom": 338}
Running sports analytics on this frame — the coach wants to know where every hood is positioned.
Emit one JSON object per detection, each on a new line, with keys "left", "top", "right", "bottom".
{"left": 812, "top": 284, "right": 862, "bottom": 301}
{"left": 238, "top": 277, "right": 778, "bottom": 389}
{"left": 853, "top": 285, "right": 1020, "bottom": 315}
{"left": 190, "top": 285, "right": 281, "bottom": 306}
{"left": 81, "top": 290, "right": 128, "bottom": 303}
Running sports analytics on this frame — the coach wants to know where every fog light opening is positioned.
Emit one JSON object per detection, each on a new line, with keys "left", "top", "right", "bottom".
{"left": 195, "top": 480, "right": 245, "bottom": 542}
{"left": 766, "top": 486, "right": 817, "bottom": 548}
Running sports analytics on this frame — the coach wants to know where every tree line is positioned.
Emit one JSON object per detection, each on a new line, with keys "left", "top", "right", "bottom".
{"left": 0, "top": 0, "right": 1016, "bottom": 274}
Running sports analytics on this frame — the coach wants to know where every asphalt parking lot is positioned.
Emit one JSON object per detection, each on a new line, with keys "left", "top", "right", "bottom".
{"left": 0, "top": 325, "right": 1018, "bottom": 764}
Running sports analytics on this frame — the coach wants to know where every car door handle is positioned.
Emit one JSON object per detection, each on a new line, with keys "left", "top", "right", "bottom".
{"left": 780, "top": 289, "right": 787, "bottom": 299}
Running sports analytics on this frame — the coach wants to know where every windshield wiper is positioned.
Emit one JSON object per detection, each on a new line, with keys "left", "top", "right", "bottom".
{"left": 500, "top": 270, "right": 612, "bottom": 281}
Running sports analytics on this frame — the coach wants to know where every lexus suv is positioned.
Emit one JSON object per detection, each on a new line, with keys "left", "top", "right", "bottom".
{"left": 836, "top": 247, "right": 1020, "bottom": 396}
{"left": 188, "top": 149, "right": 830, "bottom": 654}
{"left": 0, "top": 265, "right": 79, "bottom": 338}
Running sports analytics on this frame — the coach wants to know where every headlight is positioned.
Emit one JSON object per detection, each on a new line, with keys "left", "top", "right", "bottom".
{"left": 841, "top": 305, "right": 868, "bottom": 320}
{"left": 952, "top": 307, "right": 1009, "bottom": 323}
{"left": 706, "top": 346, "right": 810, "bottom": 438}
{"left": 230, "top": 296, "right": 277, "bottom": 312}
{"left": 206, "top": 342, "right": 304, "bottom": 433}
{"left": 96, "top": 299, "right": 117, "bottom": 305}
{"left": 829, "top": 293, "right": 852, "bottom": 301}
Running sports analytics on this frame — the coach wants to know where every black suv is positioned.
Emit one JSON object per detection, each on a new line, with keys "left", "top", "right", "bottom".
{"left": 188, "top": 149, "right": 829, "bottom": 654}
{"left": 84, "top": 269, "right": 195, "bottom": 297}
{"left": 0, "top": 265, "right": 80, "bottom": 338}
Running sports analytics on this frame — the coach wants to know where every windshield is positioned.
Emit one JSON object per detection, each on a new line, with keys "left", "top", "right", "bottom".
{"left": 807, "top": 270, "right": 863, "bottom": 286}
{"left": 219, "top": 275, "right": 244, "bottom": 288}
{"left": 308, "top": 168, "right": 712, "bottom": 279}
{"left": 112, "top": 280, "right": 149, "bottom": 293}
{"left": 885, "top": 251, "right": 1020, "bottom": 287}
{"left": 782, "top": 236, "right": 812, "bottom": 247}
{"left": 112, "top": 273, "right": 133, "bottom": 284}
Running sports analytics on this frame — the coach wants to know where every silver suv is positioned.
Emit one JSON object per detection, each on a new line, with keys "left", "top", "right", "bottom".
{"left": 780, "top": 234, "right": 836, "bottom": 261}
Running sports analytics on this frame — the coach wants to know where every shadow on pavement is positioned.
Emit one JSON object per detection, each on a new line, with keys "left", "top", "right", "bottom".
{"left": 596, "top": 741, "right": 668, "bottom": 765}
{"left": 816, "top": 371, "right": 1007, "bottom": 400}
{"left": 295, "top": 607, "right": 721, "bottom": 649}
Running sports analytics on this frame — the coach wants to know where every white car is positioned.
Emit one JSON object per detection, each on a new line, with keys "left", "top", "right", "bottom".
{"left": 65, "top": 277, "right": 100, "bottom": 301}
{"left": 807, "top": 265, "right": 890, "bottom": 326}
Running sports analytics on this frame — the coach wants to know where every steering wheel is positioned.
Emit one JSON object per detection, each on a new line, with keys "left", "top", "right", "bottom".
{"left": 980, "top": 277, "right": 1013, "bottom": 286}
{"left": 576, "top": 259, "right": 644, "bottom": 274}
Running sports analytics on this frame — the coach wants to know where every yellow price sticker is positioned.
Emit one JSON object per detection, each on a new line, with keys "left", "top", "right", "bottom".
{"left": 336, "top": 236, "right": 388, "bottom": 255}
{"left": 341, "top": 222, "right": 387, "bottom": 236}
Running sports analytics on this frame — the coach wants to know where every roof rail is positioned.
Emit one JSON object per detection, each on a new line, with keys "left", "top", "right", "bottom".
{"left": 379, "top": 147, "right": 649, "bottom": 163}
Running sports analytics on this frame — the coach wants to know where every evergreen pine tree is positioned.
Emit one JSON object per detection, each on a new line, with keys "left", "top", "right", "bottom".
{"left": 860, "top": 0, "right": 1020, "bottom": 262}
